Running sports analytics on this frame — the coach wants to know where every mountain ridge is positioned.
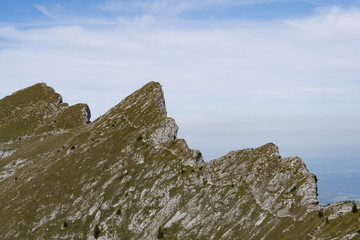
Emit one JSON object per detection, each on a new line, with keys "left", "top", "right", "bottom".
{"left": 0, "top": 82, "right": 359, "bottom": 239}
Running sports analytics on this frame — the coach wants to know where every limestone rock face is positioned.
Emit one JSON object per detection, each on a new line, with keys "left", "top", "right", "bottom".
{"left": 0, "top": 82, "right": 359, "bottom": 240}
{"left": 205, "top": 143, "right": 319, "bottom": 221}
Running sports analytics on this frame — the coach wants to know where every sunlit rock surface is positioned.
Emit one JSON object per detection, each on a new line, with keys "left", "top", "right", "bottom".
{"left": 0, "top": 82, "right": 359, "bottom": 239}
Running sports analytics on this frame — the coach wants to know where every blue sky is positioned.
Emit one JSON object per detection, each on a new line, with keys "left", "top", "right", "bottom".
{"left": 1, "top": 0, "right": 359, "bottom": 23}
{"left": 1, "top": 0, "right": 360, "bottom": 203}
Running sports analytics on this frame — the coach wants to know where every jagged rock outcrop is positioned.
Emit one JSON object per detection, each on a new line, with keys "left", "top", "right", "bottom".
{"left": 0, "top": 82, "right": 359, "bottom": 239}
{"left": 0, "top": 83, "right": 90, "bottom": 160}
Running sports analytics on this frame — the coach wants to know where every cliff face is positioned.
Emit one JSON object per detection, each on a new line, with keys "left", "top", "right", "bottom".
{"left": 0, "top": 82, "right": 359, "bottom": 240}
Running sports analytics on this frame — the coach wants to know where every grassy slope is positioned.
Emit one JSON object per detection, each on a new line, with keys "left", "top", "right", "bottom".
{"left": 0, "top": 82, "right": 359, "bottom": 239}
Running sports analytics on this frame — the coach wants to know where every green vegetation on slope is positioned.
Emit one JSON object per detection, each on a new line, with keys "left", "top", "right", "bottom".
{"left": 0, "top": 82, "right": 359, "bottom": 240}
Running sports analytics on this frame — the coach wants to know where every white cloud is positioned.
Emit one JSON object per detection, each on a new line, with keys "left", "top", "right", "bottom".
{"left": 101, "top": 0, "right": 194, "bottom": 16}
{"left": 35, "top": 5, "right": 58, "bottom": 20}
{"left": 117, "top": 15, "right": 156, "bottom": 28}
{"left": 1, "top": 5, "right": 360, "bottom": 161}
{"left": 100, "top": 0, "right": 296, "bottom": 16}
{"left": 287, "top": 6, "right": 360, "bottom": 38}
{"left": 101, "top": 1, "right": 124, "bottom": 11}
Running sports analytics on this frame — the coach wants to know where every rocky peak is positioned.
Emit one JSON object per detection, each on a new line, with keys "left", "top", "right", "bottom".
{"left": 205, "top": 142, "right": 318, "bottom": 221}
{"left": 92, "top": 81, "right": 178, "bottom": 146}
{"left": 0, "top": 83, "right": 90, "bottom": 160}
{"left": 0, "top": 82, "right": 359, "bottom": 240}
{"left": 101, "top": 81, "right": 167, "bottom": 118}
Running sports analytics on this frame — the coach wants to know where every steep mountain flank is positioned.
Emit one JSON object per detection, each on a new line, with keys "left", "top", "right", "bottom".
{"left": 0, "top": 82, "right": 359, "bottom": 239}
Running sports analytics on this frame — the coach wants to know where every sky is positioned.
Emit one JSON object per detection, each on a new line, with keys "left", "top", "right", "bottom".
{"left": 0, "top": 0, "right": 360, "bottom": 203}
